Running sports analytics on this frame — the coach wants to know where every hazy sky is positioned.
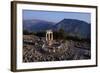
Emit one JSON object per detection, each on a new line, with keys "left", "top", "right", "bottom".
{"left": 23, "top": 10, "right": 91, "bottom": 23}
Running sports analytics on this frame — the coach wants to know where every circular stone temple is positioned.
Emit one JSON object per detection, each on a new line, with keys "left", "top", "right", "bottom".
{"left": 46, "top": 30, "right": 53, "bottom": 46}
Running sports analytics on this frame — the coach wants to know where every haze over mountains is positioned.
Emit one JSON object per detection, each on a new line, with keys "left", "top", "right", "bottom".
{"left": 23, "top": 19, "right": 54, "bottom": 32}
{"left": 23, "top": 19, "right": 91, "bottom": 39}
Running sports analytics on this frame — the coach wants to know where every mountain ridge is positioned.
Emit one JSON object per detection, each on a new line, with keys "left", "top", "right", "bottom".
{"left": 23, "top": 19, "right": 91, "bottom": 39}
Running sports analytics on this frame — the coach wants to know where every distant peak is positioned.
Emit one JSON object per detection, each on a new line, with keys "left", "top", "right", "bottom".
{"left": 59, "top": 18, "right": 89, "bottom": 24}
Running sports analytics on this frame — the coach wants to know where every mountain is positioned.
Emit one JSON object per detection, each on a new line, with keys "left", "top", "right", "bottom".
{"left": 23, "top": 19, "right": 91, "bottom": 39}
{"left": 54, "top": 19, "right": 91, "bottom": 39}
{"left": 23, "top": 19, "right": 55, "bottom": 32}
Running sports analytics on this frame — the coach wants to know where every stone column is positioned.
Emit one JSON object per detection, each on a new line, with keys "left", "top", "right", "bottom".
{"left": 49, "top": 33, "right": 50, "bottom": 41}
{"left": 46, "top": 30, "right": 53, "bottom": 46}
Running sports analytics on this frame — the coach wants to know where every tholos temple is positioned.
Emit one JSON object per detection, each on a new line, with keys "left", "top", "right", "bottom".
{"left": 46, "top": 30, "right": 53, "bottom": 46}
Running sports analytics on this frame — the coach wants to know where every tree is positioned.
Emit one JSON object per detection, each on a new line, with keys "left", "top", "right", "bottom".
{"left": 23, "top": 30, "right": 30, "bottom": 35}
{"left": 58, "top": 28, "right": 66, "bottom": 40}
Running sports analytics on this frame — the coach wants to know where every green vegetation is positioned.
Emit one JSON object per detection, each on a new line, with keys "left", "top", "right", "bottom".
{"left": 23, "top": 29, "right": 90, "bottom": 43}
{"left": 23, "top": 29, "right": 45, "bottom": 37}
{"left": 53, "top": 28, "right": 66, "bottom": 40}
{"left": 65, "top": 35, "right": 90, "bottom": 43}
{"left": 23, "top": 30, "right": 30, "bottom": 35}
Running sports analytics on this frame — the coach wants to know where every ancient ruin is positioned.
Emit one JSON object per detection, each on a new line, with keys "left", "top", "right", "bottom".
{"left": 46, "top": 30, "right": 53, "bottom": 46}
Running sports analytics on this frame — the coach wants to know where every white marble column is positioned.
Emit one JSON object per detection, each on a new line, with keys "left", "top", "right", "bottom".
{"left": 46, "top": 30, "right": 53, "bottom": 46}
